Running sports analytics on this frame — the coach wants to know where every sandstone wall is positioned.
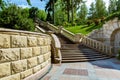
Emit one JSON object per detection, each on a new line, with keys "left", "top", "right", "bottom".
{"left": 88, "top": 18, "right": 120, "bottom": 45}
{"left": 0, "top": 28, "right": 51, "bottom": 80}
{"left": 88, "top": 18, "right": 120, "bottom": 53}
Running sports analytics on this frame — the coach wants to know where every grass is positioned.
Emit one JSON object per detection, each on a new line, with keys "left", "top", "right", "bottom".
{"left": 65, "top": 24, "right": 102, "bottom": 35}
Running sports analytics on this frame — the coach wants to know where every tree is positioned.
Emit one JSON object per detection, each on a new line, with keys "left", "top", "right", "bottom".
{"left": 88, "top": 2, "right": 96, "bottom": 19}
{"left": 62, "top": 0, "right": 71, "bottom": 22}
{"left": 116, "top": 0, "right": 120, "bottom": 11}
{"left": 77, "top": 2, "right": 88, "bottom": 24}
{"left": 0, "top": 0, "right": 6, "bottom": 10}
{"left": 108, "top": 0, "right": 117, "bottom": 14}
{"left": 95, "top": 0, "right": 107, "bottom": 18}
{"left": 0, "top": 5, "right": 35, "bottom": 31}
{"left": 71, "top": 0, "right": 82, "bottom": 25}
{"left": 29, "top": 7, "right": 38, "bottom": 21}
{"left": 36, "top": 10, "right": 47, "bottom": 21}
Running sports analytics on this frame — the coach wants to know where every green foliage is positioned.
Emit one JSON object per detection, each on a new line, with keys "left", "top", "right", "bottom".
{"left": 54, "top": 0, "right": 67, "bottom": 25}
{"left": 78, "top": 2, "right": 88, "bottom": 21}
{"left": 0, "top": 0, "right": 6, "bottom": 10}
{"left": 95, "top": 0, "right": 108, "bottom": 18}
{"left": 117, "top": 50, "right": 120, "bottom": 60}
{"left": 63, "top": 22, "right": 72, "bottom": 27}
{"left": 0, "top": 5, "right": 35, "bottom": 31}
{"left": 105, "top": 11, "right": 120, "bottom": 21}
{"left": 88, "top": 2, "right": 96, "bottom": 19}
{"left": 36, "top": 10, "right": 47, "bottom": 21}
{"left": 26, "top": 0, "right": 31, "bottom": 5}
{"left": 108, "top": 0, "right": 117, "bottom": 14}
{"left": 65, "top": 24, "right": 103, "bottom": 35}
{"left": 117, "top": 0, "right": 120, "bottom": 11}
{"left": 29, "top": 7, "right": 38, "bottom": 20}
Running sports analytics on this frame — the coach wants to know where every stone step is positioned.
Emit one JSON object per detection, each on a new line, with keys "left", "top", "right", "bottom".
{"left": 62, "top": 54, "right": 107, "bottom": 58}
{"left": 62, "top": 57, "right": 110, "bottom": 63}
{"left": 62, "top": 56, "right": 108, "bottom": 60}
{"left": 61, "top": 50, "right": 99, "bottom": 54}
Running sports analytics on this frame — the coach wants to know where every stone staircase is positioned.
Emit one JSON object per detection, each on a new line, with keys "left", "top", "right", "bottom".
{"left": 36, "top": 21, "right": 113, "bottom": 63}
{"left": 61, "top": 44, "right": 110, "bottom": 63}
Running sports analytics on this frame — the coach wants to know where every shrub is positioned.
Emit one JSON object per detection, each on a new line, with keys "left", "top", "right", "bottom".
{"left": 36, "top": 10, "right": 47, "bottom": 21}
{"left": 0, "top": 5, "right": 35, "bottom": 31}
{"left": 105, "top": 11, "right": 120, "bottom": 21}
{"left": 93, "top": 19, "right": 101, "bottom": 26}
{"left": 63, "top": 22, "right": 72, "bottom": 27}
{"left": 86, "top": 20, "right": 93, "bottom": 26}
{"left": 117, "top": 50, "right": 120, "bottom": 60}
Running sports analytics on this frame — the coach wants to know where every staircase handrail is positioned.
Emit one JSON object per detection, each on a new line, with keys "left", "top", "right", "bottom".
{"left": 38, "top": 21, "right": 114, "bottom": 56}
{"left": 35, "top": 25, "right": 62, "bottom": 64}
{"left": 61, "top": 28, "right": 75, "bottom": 42}
{"left": 80, "top": 35, "right": 113, "bottom": 56}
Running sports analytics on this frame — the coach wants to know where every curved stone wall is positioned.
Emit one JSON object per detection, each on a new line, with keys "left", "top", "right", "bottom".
{"left": 0, "top": 28, "right": 51, "bottom": 80}
{"left": 88, "top": 18, "right": 120, "bottom": 53}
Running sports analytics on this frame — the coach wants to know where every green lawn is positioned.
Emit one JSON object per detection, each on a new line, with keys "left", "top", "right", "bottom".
{"left": 65, "top": 25, "right": 102, "bottom": 35}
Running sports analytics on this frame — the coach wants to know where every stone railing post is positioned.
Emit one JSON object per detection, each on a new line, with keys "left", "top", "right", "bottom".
{"left": 58, "top": 26, "right": 63, "bottom": 34}
{"left": 46, "top": 31, "right": 62, "bottom": 64}
{"left": 74, "top": 33, "right": 82, "bottom": 43}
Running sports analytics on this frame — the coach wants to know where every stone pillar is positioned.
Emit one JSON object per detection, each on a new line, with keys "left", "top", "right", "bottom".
{"left": 58, "top": 26, "right": 63, "bottom": 34}
{"left": 74, "top": 33, "right": 82, "bottom": 43}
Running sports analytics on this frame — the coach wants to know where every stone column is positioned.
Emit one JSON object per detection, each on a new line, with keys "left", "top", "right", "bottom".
{"left": 58, "top": 26, "right": 63, "bottom": 34}
{"left": 74, "top": 33, "right": 82, "bottom": 43}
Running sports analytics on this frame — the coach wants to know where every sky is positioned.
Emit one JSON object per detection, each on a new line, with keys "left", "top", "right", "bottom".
{"left": 5, "top": 0, "right": 110, "bottom": 10}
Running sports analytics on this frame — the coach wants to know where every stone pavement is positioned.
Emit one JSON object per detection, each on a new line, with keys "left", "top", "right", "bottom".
{"left": 41, "top": 58, "right": 120, "bottom": 80}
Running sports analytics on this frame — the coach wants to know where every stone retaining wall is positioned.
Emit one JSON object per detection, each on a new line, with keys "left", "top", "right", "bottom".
{"left": 88, "top": 18, "right": 120, "bottom": 44}
{"left": 0, "top": 28, "right": 51, "bottom": 80}
{"left": 88, "top": 18, "right": 120, "bottom": 53}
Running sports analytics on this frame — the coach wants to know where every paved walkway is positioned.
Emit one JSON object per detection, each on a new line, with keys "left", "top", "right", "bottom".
{"left": 41, "top": 58, "right": 120, "bottom": 80}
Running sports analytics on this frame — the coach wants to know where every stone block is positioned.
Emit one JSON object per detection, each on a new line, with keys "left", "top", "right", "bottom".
{"left": 0, "top": 34, "right": 10, "bottom": 48}
{"left": 41, "top": 46, "right": 49, "bottom": 54}
{"left": 20, "top": 69, "right": 33, "bottom": 79}
{"left": 0, "top": 73, "right": 20, "bottom": 80}
{"left": 0, "top": 63, "right": 11, "bottom": 78}
{"left": 43, "top": 52, "right": 51, "bottom": 61}
{"left": 27, "top": 37, "right": 37, "bottom": 47}
{"left": 41, "top": 60, "right": 48, "bottom": 69}
{"left": 33, "top": 65, "right": 41, "bottom": 73}
{"left": 48, "top": 45, "right": 51, "bottom": 51}
{"left": 27, "top": 57, "right": 37, "bottom": 68}
{"left": 48, "top": 58, "right": 51, "bottom": 63}
{"left": 32, "top": 47, "right": 41, "bottom": 56}
{"left": 11, "top": 35, "right": 27, "bottom": 48}
{"left": 37, "top": 37, "right": 44, "bottom": 46}
{"left": 0, "top": 49, "right": 20, "bottom": 63}
{"left": 11, "top": 60, "right": 27, "bottom": 74}
{"left": 44, "top": 37, "right": 51, "bottom": 45}
{"left": 37, "top": 55, "right": 44, "bottom": 64}
{"left": 21, "top": 48, "right": 32, "bottom": 59}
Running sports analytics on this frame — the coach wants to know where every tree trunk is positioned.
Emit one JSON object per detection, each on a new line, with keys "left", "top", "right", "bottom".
{"left": 53, "top": 0, "right": 55, "bottom": 24}
{"left": 67, "top": 0, "right": 70, "bottom": 22}
{"left": 71, "top": 0, "right": 74, "bottom": 25}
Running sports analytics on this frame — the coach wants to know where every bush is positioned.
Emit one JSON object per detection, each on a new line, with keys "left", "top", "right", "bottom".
{"left": 105, "top": 11, "right": 120, "bottom": 21}
{"left": 63, "top": 22, "right": 72, "bottom": 27}
{"left": 86, "top": 20, "right": 93, "bottom": 26}
{"left": 36, "top": 10, "right": 47, "bottom": 21}
{"left": 0, "top": 5, "right": 35, "bottom": 31}
{"left": 117, "top": 50, "right": 120, "bottom": 60}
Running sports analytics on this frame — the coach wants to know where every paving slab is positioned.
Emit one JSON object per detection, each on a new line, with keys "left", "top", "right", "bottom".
{"left": 41, "top": 58, "right": 120, "bottom": 80}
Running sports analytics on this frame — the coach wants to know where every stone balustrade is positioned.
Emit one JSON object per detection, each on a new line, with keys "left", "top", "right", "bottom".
{"left": 80, "top": 36, "right": 113, "bottom": 56}
{"left": 38, "top": 21, "right": 114, "bottom": 56}
{"left": 35, "top": 26, "right": 62, "bottom": 64}
{"left": 0, "top": 28, "right": 51, "bottom": 80}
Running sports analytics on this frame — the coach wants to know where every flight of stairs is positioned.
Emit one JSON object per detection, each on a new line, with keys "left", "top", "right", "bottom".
{"left": 37, "top": 25, "right": 111, "bottom": 63}
{"left": 61, "top": 44, "right": 110, "bottom": 63}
